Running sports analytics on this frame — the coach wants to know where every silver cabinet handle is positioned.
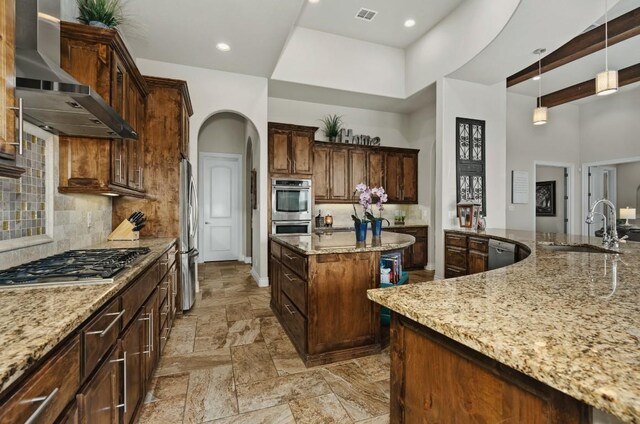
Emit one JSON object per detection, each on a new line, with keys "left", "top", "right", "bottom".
{"left": 284, "top": 304, "right": 296, "bottom": 315}
{"left": 283, "top": 273, "right": 296, "bottom": 282}
{"left": 110, "top": 351, "right": 127, "bottom": 413}
{"left": 5, "top": 98, "right": 24, "bottom": 155}
{"left": 86, "top": 310, "right": 125, "bottom": 337}
{"left": 22, "top": 387, "right": 59, "bottom": 424}
{"left": 139, "top": 312, "right": 153, "bottom": 355}
{"left": 138, "top": 167, "right": 143, "bottom": 187}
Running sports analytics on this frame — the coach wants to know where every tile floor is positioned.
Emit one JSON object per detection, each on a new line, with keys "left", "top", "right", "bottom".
{"left": 138, "top": 261, "right": 434, "bottom": 424}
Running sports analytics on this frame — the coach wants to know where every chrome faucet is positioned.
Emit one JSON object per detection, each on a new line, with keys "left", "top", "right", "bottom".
{"left": 586, "top": 199, "right": 620, "bottom": 249}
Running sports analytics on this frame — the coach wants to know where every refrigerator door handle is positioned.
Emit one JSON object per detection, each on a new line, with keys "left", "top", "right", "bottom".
{"left": 189, "top": 176, "right": 198, "bottom": 238}
{"left": 189, "top": 249, "right": 199, "bottom": 258}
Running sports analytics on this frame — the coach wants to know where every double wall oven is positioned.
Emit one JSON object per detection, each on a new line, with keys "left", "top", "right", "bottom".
{"left": 271, "top": 178, "right": 312, "bottom": 235}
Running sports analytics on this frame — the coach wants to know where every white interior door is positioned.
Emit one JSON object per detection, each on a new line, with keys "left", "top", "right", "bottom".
{"left": 588, "top": 166, "right": 617, "bottom": 236}
{"left": 200, "top": 154, "right": 241, "bottom": 262}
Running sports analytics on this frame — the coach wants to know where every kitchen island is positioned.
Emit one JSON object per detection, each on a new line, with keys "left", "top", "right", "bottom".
{"left": 368, "top": 229, "right": 640, "bottom": 423}
{"left": 270, "top": 230, "right": 415, "bottom": 366}
{"left": 0, "top": 238, "right": 178, "bottom": 424}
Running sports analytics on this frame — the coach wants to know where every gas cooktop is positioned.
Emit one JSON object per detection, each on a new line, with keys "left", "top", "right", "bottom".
{"left": 0, "top": 247, "right": 150, "bottom": 289}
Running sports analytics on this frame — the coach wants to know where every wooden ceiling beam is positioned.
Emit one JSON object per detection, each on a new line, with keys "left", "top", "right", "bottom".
{"left": 507, "top": 7, "right": 640, "bottom": 87}
{"left": 539, "top": 62, "right": 640, "bottom": 108}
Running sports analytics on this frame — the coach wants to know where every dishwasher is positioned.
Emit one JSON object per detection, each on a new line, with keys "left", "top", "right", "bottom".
{"left": 488, "top": 239, "right": 516, "bottom": 270}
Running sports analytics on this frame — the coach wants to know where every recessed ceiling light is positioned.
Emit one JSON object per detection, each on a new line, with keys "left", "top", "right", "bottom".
{"left": 308, "top": 0, "right": 320, "bottom": 3}
{"left": 404, "top": 19, "right": 416, "bottom": 28}
{"left": 216, "top": 42, "right": 231, "bottom": 52}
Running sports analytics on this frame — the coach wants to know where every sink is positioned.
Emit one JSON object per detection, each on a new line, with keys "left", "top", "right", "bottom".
{"left": 539, "top": 244, "right": 616, "bottom": 253}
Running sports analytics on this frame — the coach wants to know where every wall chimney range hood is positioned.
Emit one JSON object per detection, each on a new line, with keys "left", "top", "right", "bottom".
{"left": 15, "top": 0, "right": 137, "bottom": 139}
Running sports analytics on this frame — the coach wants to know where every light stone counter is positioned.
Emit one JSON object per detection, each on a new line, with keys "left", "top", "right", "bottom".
{"left": 270, "top": 230, "right": 415, "bottom": 255}
{"left": 367, "top": 228, "right": 640, "bottom": 422}
{"left": 313, "top": 221, "right": 428, "bottom": 233}
{"left": 0, "top": 237, "right": 176, "bottom": 394}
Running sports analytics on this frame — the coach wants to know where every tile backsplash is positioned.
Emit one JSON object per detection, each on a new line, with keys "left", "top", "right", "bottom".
{"left": 0, "top": 134, "right": 46, "bottom": 240}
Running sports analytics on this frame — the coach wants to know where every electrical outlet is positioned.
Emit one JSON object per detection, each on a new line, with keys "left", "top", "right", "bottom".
{"left": 87, "top": 211, "right": 92, "bottom": 228}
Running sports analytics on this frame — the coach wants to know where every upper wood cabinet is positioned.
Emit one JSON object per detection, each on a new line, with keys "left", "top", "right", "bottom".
{"left": 58, "top": 21, "right": 148, "bottom": 197}
{"left": 313, "top": 142, "right": 419, "bottom": 204}
{"left": 268, "top": 123, "right": 317, "bottom": 176}
{"left": 0, "top": 0, "right": 16, "bottom": 164}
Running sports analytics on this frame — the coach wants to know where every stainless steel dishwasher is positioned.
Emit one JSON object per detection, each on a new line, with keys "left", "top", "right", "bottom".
{"left": 488, "top": 239, "right": 516, "bottom": 270}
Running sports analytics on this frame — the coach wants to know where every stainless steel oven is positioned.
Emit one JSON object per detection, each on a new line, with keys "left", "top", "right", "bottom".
{"left": 272, "top": 220, "right": 312, "bottom": 235}
{"left": 271, "top": 178, "right": 312, "bottom": 221}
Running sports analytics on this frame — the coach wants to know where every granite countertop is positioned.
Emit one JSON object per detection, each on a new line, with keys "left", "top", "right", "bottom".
{"left": 367, "top": 228, "right": 640, "bottom": 422}
{"left": 314, "top": 220, "right": 428, "bottom": 233}
{"left": 0, "top": 237, "right": 176, "bottom": 394}
{"left": 270, "top": 230, "right": 415, "bottom": 255}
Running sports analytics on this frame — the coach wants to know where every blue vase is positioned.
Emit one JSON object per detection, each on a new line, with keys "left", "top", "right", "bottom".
{"left": 371, "top": 220, "right": 382, "bottom": 237}
{"left": 355, "top": 222, "right": 368, "bottom": 241}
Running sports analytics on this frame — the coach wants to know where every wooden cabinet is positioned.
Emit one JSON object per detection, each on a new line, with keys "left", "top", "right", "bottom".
{"left": 58, "top": 21, "right": 148, "bottom": 197}
{"left": 268, "top": 123, "right": 317, "bottom": 176}
{"left": 111, "top": 77, "right": 192, "bottom": 238}
{"left": 312, "top": 142, "right": 419, "bottom": 204}
{"left": 386, "top": 226, "right": 428, "bottom": 270}
{"left": 269, "top": 244, "right": 282, "bottom": 315}
{"left": 390, "top": 314, "right": 588, "bottom": 424}
{"left": 0, "top": 0, "right": 16, "bottom": 164}
{"left": 468, "top": 236, "right": 489, "bottom": 275}
{"left": 121, "top": 311, "right": 145, "bottom": 424}
{"left": 143, "top": 289, "right": 159, "bottom": 384}
{"left": 78, "top": 346, "right": 121, "bottom": 424}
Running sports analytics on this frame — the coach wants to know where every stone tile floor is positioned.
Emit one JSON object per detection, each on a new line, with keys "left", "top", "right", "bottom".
{"left": 138, "top": 261, "right": 434, "bottom": 424}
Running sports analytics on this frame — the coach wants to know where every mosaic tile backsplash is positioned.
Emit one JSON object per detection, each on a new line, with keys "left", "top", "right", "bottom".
{"left": 0, "top": 134, "right": 46, "bottom": 240}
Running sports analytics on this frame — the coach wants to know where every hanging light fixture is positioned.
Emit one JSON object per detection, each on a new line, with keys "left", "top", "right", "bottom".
{"left": 532, "top": 48, "right": 548, "bottom": 125}
{"left": 596, "top": 0, "right": 618, "bottom": 95}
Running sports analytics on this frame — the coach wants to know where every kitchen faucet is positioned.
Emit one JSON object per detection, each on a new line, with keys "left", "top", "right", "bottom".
{"left": 586, "top": 199, "right": 621, "bottom": 249}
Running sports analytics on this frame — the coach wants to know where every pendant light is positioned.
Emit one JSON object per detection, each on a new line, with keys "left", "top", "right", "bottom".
{"left": 596, "top": 0, "right": 618, "bottom": 96}
{"left": 532, "top": 48, "right": 548, "bottom": 126}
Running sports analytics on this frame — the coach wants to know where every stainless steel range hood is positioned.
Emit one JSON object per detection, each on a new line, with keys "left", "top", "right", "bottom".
{"left": 15, "top": 0, "right": 137, "bottom": 139}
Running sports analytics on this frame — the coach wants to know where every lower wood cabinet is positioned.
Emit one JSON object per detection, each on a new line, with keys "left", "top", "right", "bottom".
{"left": 77, "top": 346, "right": 121, "bottom": 424}
{"left": 467, "top": 236, "right": 489, "bottom": 275}
{"left": 386, "top": 226, "right": 428, "bottom": 270}
{"left": 121, "top": 311, "right": 146, "bottom": 424}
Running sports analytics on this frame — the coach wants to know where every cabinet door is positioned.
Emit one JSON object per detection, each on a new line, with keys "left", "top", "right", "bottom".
{"left": 401, "top": 153, "right": 418, "bottom": 202}
{"left": 270, "top": 257, "right": 282, "bottom": 314}
{"left": 411, "top": 238, "right": 428, "bottom": 269}
{"left": 143, "top": 289, "right": 159, "bottom": 383}
{"left": 127, "top": 88, "right": 144, "bottom": 191}
{"left": 291, "top": 131, "right": 314, "bottom": 175}
{"left": 385, "top": 153, "right": 402, "bottom": 202}
{"left": 121, "top": 311, "right": 145, "bottom": 424}
{"left": 269, "top": 129, "right": 290, "bottom": 174}
{"left": 0, "top": 0, "right": 15, "bottom": 160}
{"left": 180, "top": 101, "right": 190, "bottom": 159}
{"left": 349, "top": 149, "right": 367, "bottom": 191}
{"left": 468, "top": 250, "right": 488, "bottom": 275}
{"left": 312, "top": 145, "right": 330, "bottom": 201}
{"left": 329, "top": 148, "right": 350, "bottom": 201}
{"left": 78, "top": 347, "right": 120, "bottom": 424}
{"left": 367, "top": 151, "right": 384, "bottom": 188}
{"left": 111, "top": 54, "right": 128, "bottom": 186}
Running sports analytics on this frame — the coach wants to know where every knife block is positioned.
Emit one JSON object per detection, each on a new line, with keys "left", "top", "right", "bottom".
{"left": 108, "top": 219, "right": 140, "bottom": 241}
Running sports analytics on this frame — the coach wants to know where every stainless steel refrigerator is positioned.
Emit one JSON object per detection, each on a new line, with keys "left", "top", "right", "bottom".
{"left": 179, "top": 159, "right": 199, "bottom": 311}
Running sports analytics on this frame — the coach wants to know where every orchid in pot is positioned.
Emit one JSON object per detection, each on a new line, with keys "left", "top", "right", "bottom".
{"left": 352, "top": 183, "right": 371, "bottom": 241}
{"left": 366, "top": 186, "right": 390, "bottom": 237}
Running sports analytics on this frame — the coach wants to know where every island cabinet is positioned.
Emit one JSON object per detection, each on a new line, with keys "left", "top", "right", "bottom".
{"left": 312, "top": 142, "right": 419, "bottom": 204}
{"left": 0, "top": 242, "right": 179, "bottom": 424}
{"left": 386, "top": 226, "right": 428, "bottom": 270}
{"left": 270, "top": 239, "right": 382, "bottom": 366}
{"left": 390, "top": 314, "right": 589, "bottom": 423}
{"left": 268, "top": 122, "right": 318, "bottom": 176}
{"left": 57, "top": 21, "right": 149, "bottom": 197}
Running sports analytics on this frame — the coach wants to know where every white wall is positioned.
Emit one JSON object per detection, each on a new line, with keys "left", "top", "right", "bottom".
{"left": 535, "top": 166, "right": 566, "bottom": 234}
{"left": 198, "top": 112, "right": 246, "bottom": 155}
{"left": 272, "top": 27, "right": 405, "bottom": 99}
{"left": 505, "top": 92, "right": 581, "bottom": 233}
{"left": 136, "top": 58, "right": 270, "bottom": 286}
{"left": 435, "top": 77, "right": 507, "bottom": 278}
{"left": 579, "top": 87, "right": 640, "bottom": 164}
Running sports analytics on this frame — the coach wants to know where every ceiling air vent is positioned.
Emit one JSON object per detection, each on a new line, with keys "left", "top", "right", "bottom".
{"left": 355, "top": 8, "right": 378, "bottom": 22}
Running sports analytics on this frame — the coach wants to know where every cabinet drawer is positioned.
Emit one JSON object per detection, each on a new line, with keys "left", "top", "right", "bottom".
{"left": 271, "top": 241, "right": 282, "bottom": 259}
{"left": 281, "top": 293, "right": 306, "bottom": 354}
{"left": 82, "top": 298, "right": 122, "bottom": 379}
{"left": 281, "top": 247, "right": 307, "bottom": 279}
{"left": 392, "top": 227, "right": 428, "bottom": 238}
{"left": 445, "top": 233, "right": 467, "bottom": 248}
{"left": 468, "top": 236, "right": 488, "bottom": 253}
{"left": 0, "top": 336, "right": 80, "bottom": 424}
{"left": 445, "top": 266, "right": 467, "bottom": 279}
{"left": 445, "top": 246, "right": 467, "bottom": 270}
{"left": 122, "top": 262, "right": 159, "bottom": 328}
{"left": 167, "top": 245, "right": 177, "bottom": 269}
{"left": 281, "top": 270, "right": 307, "bottom": 315}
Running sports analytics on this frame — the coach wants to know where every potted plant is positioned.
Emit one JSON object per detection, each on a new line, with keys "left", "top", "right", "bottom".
{"left": 366, "top": 186, "right": 390, "bottom": 237}
{"left": 352, "top": 183, "right": 371, "bottom": 242}
{"left": 320, "top": 114, "right": 343, "bottom": 142}
{"left": 76, "top": 0, "right": 125, "bottom": 29}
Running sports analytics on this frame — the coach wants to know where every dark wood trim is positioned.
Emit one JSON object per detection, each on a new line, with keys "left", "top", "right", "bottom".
{"left": 269, "top": 122, "right": 319, "bottom": 133}
{"left": 541, "top": 62, "right": 640, "bottom": 108}
{"left": 0, "top": 162, "right": 25, "bottom": 178}
{"left": 58, "top": 184, "right": 147, "bottom": 198}
{"left": 314, "top": 140, "right": 420, "bottom": 154}
{"left": 144, "top": 76, "right": 194, "bottom": 116}
{"left": 507, "top": 7, "right": 640, "bottom": 87}
{"left": 60, "top": 21, "right": 149, "bottom": 96}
